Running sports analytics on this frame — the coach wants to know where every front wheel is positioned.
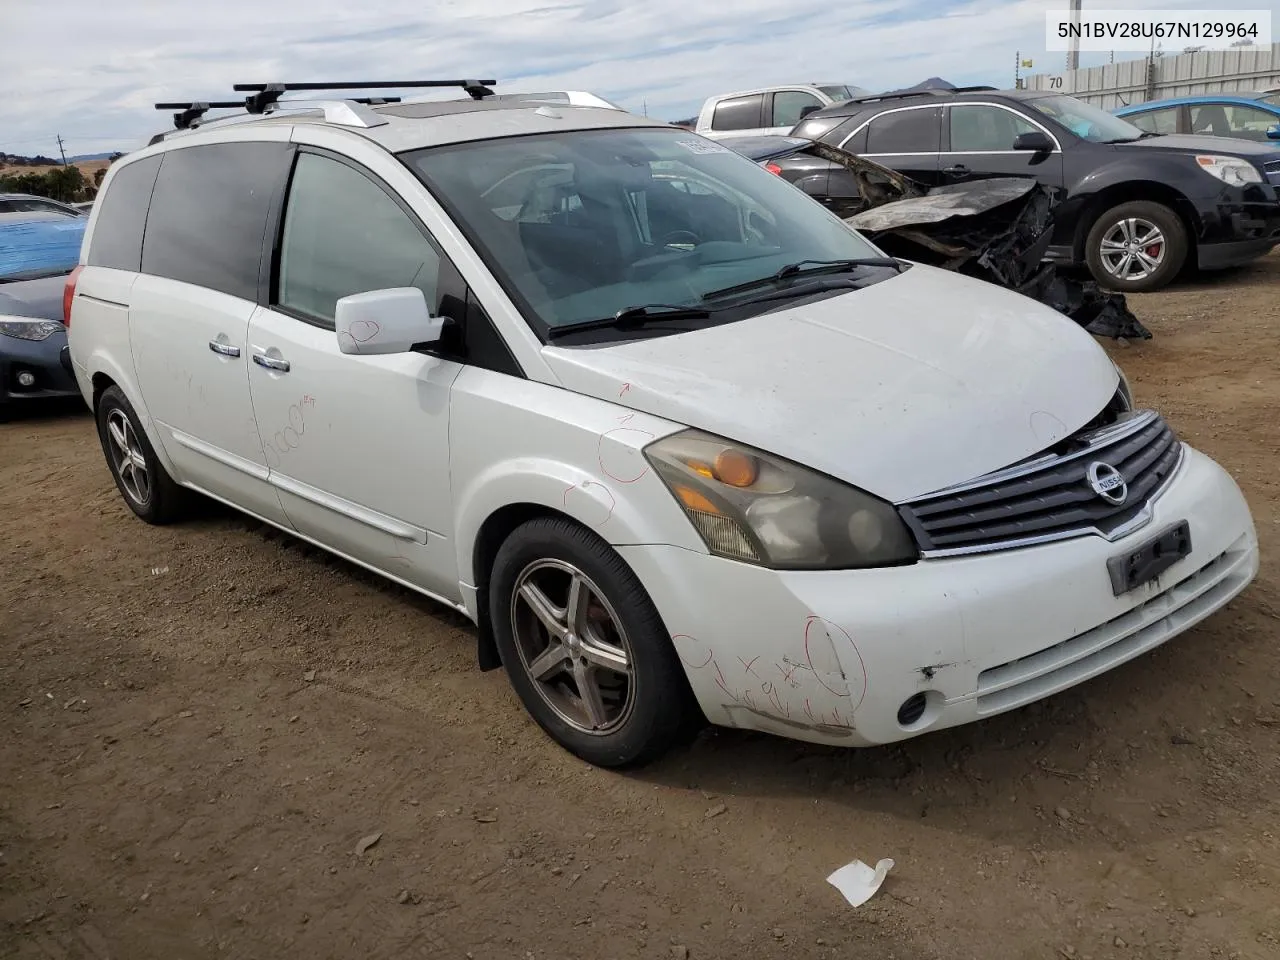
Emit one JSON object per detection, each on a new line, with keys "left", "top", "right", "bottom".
{"left": 1085, "top": 200, "right": 1189, "bottom": 292}
{"left": 488, "top": 517, "right": 702, "bottom": 767}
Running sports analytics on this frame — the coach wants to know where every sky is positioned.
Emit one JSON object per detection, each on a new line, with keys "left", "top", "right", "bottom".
{"left": 4, "top": 0, "right": 1278, "bottom": 157}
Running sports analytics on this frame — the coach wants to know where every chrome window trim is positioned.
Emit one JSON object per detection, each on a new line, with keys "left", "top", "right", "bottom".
{"left": 837, "top": 100, "right": 1063, "bottom": 155}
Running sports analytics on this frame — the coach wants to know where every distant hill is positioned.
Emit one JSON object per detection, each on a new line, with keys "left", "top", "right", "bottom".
{"left": 1, "top": 150, "right": 123, "bottom": 167}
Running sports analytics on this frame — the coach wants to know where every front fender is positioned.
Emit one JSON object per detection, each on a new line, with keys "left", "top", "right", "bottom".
{"left": 448, "top": 368, "right": 708, "bottom": 593}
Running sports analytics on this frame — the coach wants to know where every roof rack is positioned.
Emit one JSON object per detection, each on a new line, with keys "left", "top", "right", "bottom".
{"left": 232, "top": 79, "right": 497, "bottom": 113}
{"left": 846, "top": 84, "right": 1000, "bottom": 105}
{"left": 155, "top": 95, "right": 405, "bottom": 130}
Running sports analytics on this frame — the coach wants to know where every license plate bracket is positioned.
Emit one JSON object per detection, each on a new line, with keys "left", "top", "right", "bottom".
{"left": 1107, "top": 520, "right": 1192, "bottom": 597}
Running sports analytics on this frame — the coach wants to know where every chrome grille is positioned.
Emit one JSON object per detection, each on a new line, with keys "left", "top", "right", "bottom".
{"left": 899, "top": 411, "right": 1183, "bottom": 556}
{"left": 1264, "top": 159, "right": 1280, "bottom": 185}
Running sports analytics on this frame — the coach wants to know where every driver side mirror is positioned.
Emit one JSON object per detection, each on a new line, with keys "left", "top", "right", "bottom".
{"left": 333, "top": 287, "right": 444, "bottom": 355}
{"left": 798, "top": 104, "right": 821, "bottom": 121}
{"left": 1013, "top": 131, "right": 1055, "bottom": 152}
{"left": 1267, "top": 124, "right": 1280, "bottom": 140}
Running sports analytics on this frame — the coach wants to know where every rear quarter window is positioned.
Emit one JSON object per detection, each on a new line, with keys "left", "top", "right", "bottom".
{"left": 711, "top": 94, "right": 765, "bottom": 131}
{"left": 141, "top": 141, "right": 294, "bottom": 301}
{"left": 86, "top": 154, "right": 162, "bottom": 272}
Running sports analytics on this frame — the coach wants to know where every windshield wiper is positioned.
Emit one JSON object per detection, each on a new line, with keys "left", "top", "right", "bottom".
{"left": 545, "top": 303, "right": 714, "bottom": 340}
{"left": 702, "top": 258, "right": 902, "bottom": 301}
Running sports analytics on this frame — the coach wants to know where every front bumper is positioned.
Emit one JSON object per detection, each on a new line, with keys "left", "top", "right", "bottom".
{"left": 1192, "top": 189, "right": 1280, "bottom": 269}
{"left": 0, "top": 329, "right": 81, "bottom": 403}
{"left": 618, "top": 444, "right": 1258, "bottom": 747}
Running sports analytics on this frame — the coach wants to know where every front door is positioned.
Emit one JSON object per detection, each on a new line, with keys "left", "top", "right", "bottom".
{"left": 246, "top": 148, "right": 463, "bottom": 600}
{"left": 127, "top": 138, "right": 296, "bottom": 526}
{"left": 940, "top": 103, "right": 1065, "bottom": 188}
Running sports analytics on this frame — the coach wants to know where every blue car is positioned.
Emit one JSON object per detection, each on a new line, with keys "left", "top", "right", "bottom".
{"left": 1115, "top": 94, "right": 1280, "bottom": 142}
{"left": 0, "top": 206, "right": 86, "bottom": 419}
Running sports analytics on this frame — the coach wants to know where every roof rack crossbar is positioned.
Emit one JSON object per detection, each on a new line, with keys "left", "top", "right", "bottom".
{"left": 232, "top": 79, "right": 497, "bottom": 111}
{"left": 155, "top": 100, "right": 247, "bottom": 129}
{"left": 156, "top": 94, "right": 404, "bottom": 129}
{"left": 846, "top": 84, "right": 1002, "bottom": 106}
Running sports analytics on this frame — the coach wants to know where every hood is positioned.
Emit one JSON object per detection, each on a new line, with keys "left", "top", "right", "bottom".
{"left": 0, "top": 273, "right": 67, "bottom": 321}
{"left": 718, "top": 136, "right": 813, "bottom": 163}
{"left": 1119, "top": 133, "right": 1280, "bottom": 159}
{"left": 541, "top": 264, "right": 1118, "bottom": 502}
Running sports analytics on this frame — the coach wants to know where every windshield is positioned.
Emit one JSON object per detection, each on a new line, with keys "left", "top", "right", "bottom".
{"left": 1026, "top": 94, "right": 1147, "bottom": 142}
{"left": 0, "top": 213, "right": 84, "bottom": 283}
{"left": 403, "top": 127, "right": 885, "bottom": 336}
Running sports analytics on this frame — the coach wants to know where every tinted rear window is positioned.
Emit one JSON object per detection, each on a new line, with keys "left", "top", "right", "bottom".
{"left": 865, "top": 107, "right": 942, "bottom": 153}
{"left": 86, "top": 154, "right": 162, "bottom": 272}
{"left": 711, "top": 94, "right": 764, "bottom": 131}
{"left": 141, "top": 142, "right": 294, "bottom": 301}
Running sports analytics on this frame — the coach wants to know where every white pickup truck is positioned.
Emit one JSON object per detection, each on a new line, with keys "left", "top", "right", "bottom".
{"left": 694, "top": 83, "right": 871, "bottom": 139}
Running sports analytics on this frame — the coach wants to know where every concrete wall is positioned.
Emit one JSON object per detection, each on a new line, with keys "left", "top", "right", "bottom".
{"left": 1024, "top": 43, "right": 1280, "bottom": 109}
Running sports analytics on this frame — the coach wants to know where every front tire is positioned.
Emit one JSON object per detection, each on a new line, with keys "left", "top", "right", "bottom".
{"left": 488, "top": 517, "right": 701, "bottom": 767}
{"left": 1085, "top": 200, "right": 1188, "bottom": 292}
{"left": 95, "top": 385, "right": 190, "bottom": 524}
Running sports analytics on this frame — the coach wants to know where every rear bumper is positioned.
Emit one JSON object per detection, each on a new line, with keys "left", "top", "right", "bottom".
{"left": 0, "top": 330, "right": 81, "bottom": 403}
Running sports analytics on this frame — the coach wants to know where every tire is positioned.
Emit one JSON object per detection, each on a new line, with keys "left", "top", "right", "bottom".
{"left": 1085, "top": 200, "right": 1188, "bottom": 293}
{"left": 95, "top": 385, "right": 191, "bottom": 524}
{"left": 488, "top": 516, "right": 702, "bottom": 767}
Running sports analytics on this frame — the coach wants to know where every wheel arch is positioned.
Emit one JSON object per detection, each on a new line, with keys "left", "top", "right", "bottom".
{"left": 1071, "top": 180, "right": 1200, "bottom": 262}
{"left": 456, "top": 459, "right": 705, "bottom": 673}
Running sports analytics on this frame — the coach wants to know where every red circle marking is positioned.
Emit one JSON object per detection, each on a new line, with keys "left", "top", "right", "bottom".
{"left": 672, "top": 634, "right": 713, "bottom": 670}
{"left": 803, "top": 616, "right": 867, "bottom": 711}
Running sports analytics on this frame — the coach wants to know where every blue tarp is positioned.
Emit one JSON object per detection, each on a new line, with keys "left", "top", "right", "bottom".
{"left": 0, "top": 215, "right": 86, "bottom": 281}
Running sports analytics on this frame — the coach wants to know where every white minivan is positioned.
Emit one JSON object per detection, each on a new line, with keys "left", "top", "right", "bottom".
{"left": 67, "top": 85, "right": 1259, "bottom": 768}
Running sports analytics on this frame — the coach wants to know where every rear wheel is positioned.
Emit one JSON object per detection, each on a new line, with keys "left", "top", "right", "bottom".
{"left": 1085, "top": 200, "right": 1188, "bottom": 292}
{"left": 95, "top": 385, "right": 190, "bottom": 524}
{"left": 488, "top": 517, "right": 702, "bottom": 767}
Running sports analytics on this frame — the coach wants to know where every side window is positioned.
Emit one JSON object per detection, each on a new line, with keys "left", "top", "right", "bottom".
{"left": 772, "top": 91, "right": 824, "bottom": 128}
{"left": 949, "top": 105, "right": 1041, "bottom": 151}
{"left": 711, "top": 94, "right": 765, "bottom": 131}
{"left": 1128, "top": 107, "right": 1178, "bottom": 136}
{"left": 865, "top": 107, "right": 942, "bottom": 153}
{"left": 1188, "top": 103, "right": 1274, "bottom": 139}
{"left": 277, "top": 152, "right": 443, "bottom": 326}
{"left": 86, "top": 154, "right": 162, "bottom": 272}
{"left": 142, "top": 142, "right": 294, "bottom": 300}
{"left": 1224, "top": 105, "right": 1276, "bottom": 140}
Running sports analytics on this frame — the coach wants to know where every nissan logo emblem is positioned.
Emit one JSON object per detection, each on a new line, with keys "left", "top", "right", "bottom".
{"left": 1087, "top": 461, "right": 1128, "bottom": 505}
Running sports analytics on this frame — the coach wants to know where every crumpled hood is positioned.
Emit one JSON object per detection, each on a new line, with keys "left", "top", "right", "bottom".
{"left": 542, "top": 264, "right": 1119, "bottom": 502}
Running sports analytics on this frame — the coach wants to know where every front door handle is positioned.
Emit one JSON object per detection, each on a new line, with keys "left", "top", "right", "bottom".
{"left": 943, "top": 164, "right": 969, "bottom": 177}
{"left": 208, "top": 340, "right": 241, "bottom": 357}
{"left": 252, "top": 353, "right": 290, "bottom": 373}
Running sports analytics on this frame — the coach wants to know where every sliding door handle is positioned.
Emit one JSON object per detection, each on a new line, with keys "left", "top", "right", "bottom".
{"left": 252, "top": 353, "right": 290, "bottom": 373}
{"left": 208, "top": 340, "right": 241, "bottom": 357}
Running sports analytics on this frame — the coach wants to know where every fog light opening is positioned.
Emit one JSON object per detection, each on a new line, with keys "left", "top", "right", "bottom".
{"left": 16, "top": 370, "right": 36, "bottom": 388}
{"left": 897, "top": 693, "right": 928, "bottom": 726}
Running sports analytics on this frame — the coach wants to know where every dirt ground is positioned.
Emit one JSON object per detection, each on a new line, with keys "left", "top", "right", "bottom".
{"left": 2, "top": 257, "right": 1278, "bottom": 960}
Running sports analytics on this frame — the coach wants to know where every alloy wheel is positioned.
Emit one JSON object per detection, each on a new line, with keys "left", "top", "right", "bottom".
{"left": 105, "top": 409, "right": 151, "bottom": 506}
{"left": 1099, "top": 217, "right": 1166, "bottom": 281}
{"left": 509, "top": 559, "right": 635, "bottom": 734}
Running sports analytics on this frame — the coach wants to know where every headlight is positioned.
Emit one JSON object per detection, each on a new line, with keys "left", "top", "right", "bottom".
{"left": 644, "top": 429, "right": 919, "bottom": 570}
{"left": 1195, "top": 155, "right": 1262, "bottom": 186}
{"left": 0, "top": 318, "right": 63, "bottom": 341}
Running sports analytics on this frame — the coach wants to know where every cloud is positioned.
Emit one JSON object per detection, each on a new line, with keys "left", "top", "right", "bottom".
{"left": 4, "top": 0, "right": 1275, "bottom": 154}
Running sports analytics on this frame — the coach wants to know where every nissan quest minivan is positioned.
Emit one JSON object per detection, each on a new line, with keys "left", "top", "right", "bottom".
{"left": 66, "top": 84, "right": 1260, "bottom": 767}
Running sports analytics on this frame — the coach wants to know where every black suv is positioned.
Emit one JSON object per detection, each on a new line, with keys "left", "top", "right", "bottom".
{"left": 786, "top": 87, "right": 1280, "bottom": 291}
